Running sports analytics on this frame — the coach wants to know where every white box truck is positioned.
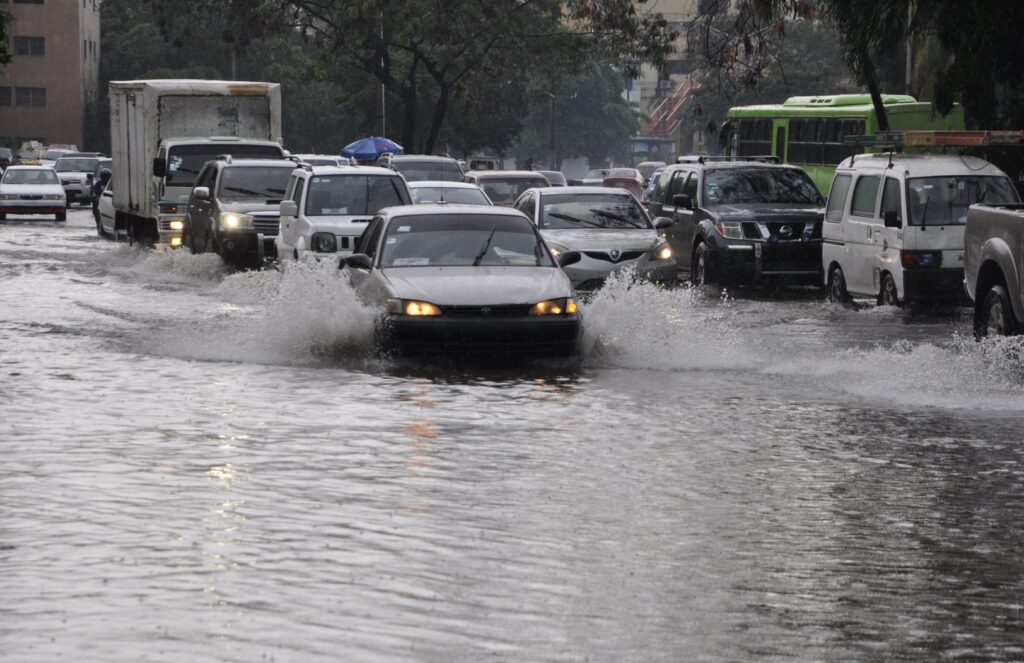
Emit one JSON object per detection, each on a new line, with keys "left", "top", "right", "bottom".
{"left": 109, "top": 79, "right": 285, "bottom": 245}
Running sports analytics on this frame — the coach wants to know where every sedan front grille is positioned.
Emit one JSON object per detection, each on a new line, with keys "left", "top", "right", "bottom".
{"left": 442, "top": 304, "right": 532, "bottom": 317}
{"left": 583, "top": 249, "right": 645, "bottom": 263}
{"left": 19, "top": 195, "right": 43, "bottom": 200}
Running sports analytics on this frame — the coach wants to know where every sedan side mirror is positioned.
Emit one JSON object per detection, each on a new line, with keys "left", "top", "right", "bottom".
{"left": 192, "top": 186, "right": 210, "bottom": 200}
{"left": 280, "top": 200, "right": 298, "bottom": 217}
{"left": 673, "top": 194, "right": 693, "bottom": 210}
{"left": 654, "top": 217, "right": 673, "bottom": 229}
{"left": 883, "top": 210, "right": 902, "bottom": 228}
{"left": 343, "top": 253, "right": 373, "bottom": 270}
{"left": 557, "top": 250, "right": 582, "bottom": 268}
{"left": 153, "top": 157, "right": 167, "bottom": 178}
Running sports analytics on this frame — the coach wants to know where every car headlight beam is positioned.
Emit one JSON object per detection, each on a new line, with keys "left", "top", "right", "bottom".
{"left": 385, "top": 298, "right": 442, "bottom": 316}
{"left": 653, "top": 241, "right": 672, "bottom": 260}
{"left": 530, "top": 297, "right": 579, "bottom": 316}
{"left": 219, "top": 212, "right": 253, "bottom": 230}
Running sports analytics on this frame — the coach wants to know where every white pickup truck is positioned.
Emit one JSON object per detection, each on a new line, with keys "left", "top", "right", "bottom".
{"left": 964, "top": 203, "right": 1024, "bottom": 336}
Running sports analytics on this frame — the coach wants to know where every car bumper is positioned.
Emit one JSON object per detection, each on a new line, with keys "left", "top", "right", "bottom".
{"left": 903, "top": 268, "right": 966, "bottom": 302}
{"left": 220, "top": 229, "right": 278, "bottom": 259}
{"left": 706, "top": 240, "right": 822, "bottom": 284}
{"left": 379, "top": 315, "right": 581, "bottom": 355}
{"left": 0, "top": 203, "right": 65, "bottom": 214}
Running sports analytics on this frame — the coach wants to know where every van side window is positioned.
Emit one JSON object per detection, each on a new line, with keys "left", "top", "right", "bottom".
{"left": 850, "top": 175, "right": 880, "bottom": 218}
{"left": 880, "top": 177, "right": 902, "bottom": 222}
{"left": 825, "top": 174, "right": 852, "bottom": 223}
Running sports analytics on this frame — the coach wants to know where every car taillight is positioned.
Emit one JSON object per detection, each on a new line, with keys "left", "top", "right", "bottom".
{"left": 901, "top": 250, "right": 942, "bottom": 269}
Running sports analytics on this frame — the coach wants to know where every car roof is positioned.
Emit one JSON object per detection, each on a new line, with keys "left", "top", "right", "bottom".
{"left": 218, "top": 158, "right": 297, "bottom": 168}
{"left": 380, "top": 204, "right": 528, "bottom": 220}
{"left": 466, "top": 170, "right": 548, "bottom": 179}
{"left": 4, "top": 165, "right": 55, "bottom": 171}
{"left": 305, "top": 165, "right": 394, "bottom": 176}
{"left": 406, "top": 180, "right": 481, "bottom": 189}
{"left": 836, "top": 153, "right": 1008, "bottom": 177}
{"left": 533, "top": 186, "right": 633, "bottom": 196}
{"left": 389, "top": 154, "right": 457, "bottom": 161}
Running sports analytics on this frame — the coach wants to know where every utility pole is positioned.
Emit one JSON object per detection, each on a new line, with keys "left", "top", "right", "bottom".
{"left": 548, "top": 93, "right": 557, "bottom": 170}
{"left": 904, "top": 2, "right": 913, "bottom": 95}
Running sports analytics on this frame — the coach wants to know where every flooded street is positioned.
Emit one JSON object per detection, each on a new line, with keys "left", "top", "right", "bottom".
{"left": 2, "top": 208, "right": 1024, "bottom": 661}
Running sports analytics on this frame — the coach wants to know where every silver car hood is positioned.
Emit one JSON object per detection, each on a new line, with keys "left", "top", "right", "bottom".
{"left": 381, "top": 266, "right": 570, "bottom": 305}
{"left": 220, "top": 201, "right": 281, "bottom": 215}
{"left": 57, "top": 171, "right": 91, "bottom": 181}
{"left": 541, "top": 228, "right": 660, "bottom": 251}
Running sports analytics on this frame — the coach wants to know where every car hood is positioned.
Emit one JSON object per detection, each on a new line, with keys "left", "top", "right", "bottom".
{"left": 541, "top": 228, "right": 660, "bottom": 251}
{"left": 0, "top": 183, "right": 64, "bottom": 195}
{"left": 381, "top": 266, "right": 570, "bottom": 305}
{"left": 220, "top": 201, "right": 282, "bottom": 215}
{"left": 707, "top": 203, "right": 825, "bottom": 222}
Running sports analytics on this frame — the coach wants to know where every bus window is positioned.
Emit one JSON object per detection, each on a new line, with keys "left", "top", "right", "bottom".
{"left": 823, "top": 119, "right": 845, "bottom": 164}
{"left": 789, "top": 119, "right": 804, "bottom": 163}
{"left": 738, "top": 118, "right": 772, "bottom": 157}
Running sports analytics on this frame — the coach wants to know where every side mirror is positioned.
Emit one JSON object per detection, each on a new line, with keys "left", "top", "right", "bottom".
{"left": 557, "top": 250, "right": 582, "bottom": 268}
{"left": 673, "top": 193, "right": 693, "bottom": 210}
{"left": 280, "top": 200, "right": 298, "bottom": 217}
{"left": 883, "top": 210, "right": 902, "bottom": 228}
{"left": 192, "top": 186, "right": 210, "bottom": 200}
{"left": 152, "top": 157, "right": 167, "bottom": 178}
{"left": 343, "top": 253, "right": 372, "bottom": 270}
{"left": 654, "top": 217, "right": 673, "bottom": 229}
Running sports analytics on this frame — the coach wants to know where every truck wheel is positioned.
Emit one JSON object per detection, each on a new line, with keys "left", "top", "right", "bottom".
{"left": 827, "top": 265, "right": 851, "bottom": 304}
{"left": 879, "top": 273, "right": 900, "bottom": 306}
{"left": 977, "top": 285, "right": 1017, "bottom": 337}
{"left": 691, "top": 242, "right": 710, "bottom": 286}
{"left": 56, "top": 211, "right": 66, "bottom": 222}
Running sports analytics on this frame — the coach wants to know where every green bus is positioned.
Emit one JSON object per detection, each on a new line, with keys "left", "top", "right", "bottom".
{"left": 722, "top": 94, "right": 965, "bottom": 192}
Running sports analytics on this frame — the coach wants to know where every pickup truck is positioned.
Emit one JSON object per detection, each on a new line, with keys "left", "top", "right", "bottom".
{"left": 964, "top": 203, "right": 1024, "bottom": 336}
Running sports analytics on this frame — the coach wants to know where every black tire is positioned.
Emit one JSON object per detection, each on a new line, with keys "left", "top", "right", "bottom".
{"left": 56, "top": 211, "right": 66, "bottom": 222}
{"left": 879, "top": 272, "right": 900, "bottom": 306}
{"left": 827, "top": 265, "right": 851, "bottom": 304}
{"left": 976, "top": 284, "right": 1018, "bottom": 338}
{"left": 691, "top": 241, "right": 710, "bottom": 286}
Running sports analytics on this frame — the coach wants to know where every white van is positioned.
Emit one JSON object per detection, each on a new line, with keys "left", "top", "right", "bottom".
{"left": 822, "top": 154, "right": 1020, "bottom": 305}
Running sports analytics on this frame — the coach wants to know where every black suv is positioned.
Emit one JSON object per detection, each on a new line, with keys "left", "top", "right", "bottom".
{"left": 185, "top": 157, "right": 297, "bottom": 268}
{"left": 377, "top": 154, "right": 464, "bottom": 182}
{"left": 648, "top": 157, "right": 825, "bottom": 286}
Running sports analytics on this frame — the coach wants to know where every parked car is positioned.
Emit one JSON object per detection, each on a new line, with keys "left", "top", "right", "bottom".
{"left": 276, "top": 164, "right": 412, "bottom": 264}
{"left": 95, "top": 180, "right": 116, "bottom": 238}
{"left": 641, "top": 167, "right": 665, "bottom": 205}
{"left": 0, "top": 166, "right": 67, "bottom": 221}
{"left": 513, "top": 186, "right": 675, "bottom": 290}
{"left": 462, "top": 170, "right": 549, "bottom": 206}
{"left": 963, "top": 203, "right": 1024, "bottom": 336}
{"left": 185, "top": 157, "right": 297, "bottom": 268}
{"left": 823, "top": 154, "right": 1019, "bottom": 306}
{"left": 635, "top": 160, "right": 667, "bottom": 185}
{"left": 537, "top": 170, "right": 567, "bottom": 187}
{"left": 602, "top": 168, "right": 645, "bottom": 198}
{"left": 341, "top": 205, "right": 582, "bottom": 355}
{"left": 378, "top": 154, "right": 464, "bottom": 182}
{"left": 54, "top": 155, "right": 100, "bottom": 205}
{"left": 407, "top": 180, "right": 492, "bottom": 206}
{"left": 649, "top": 157, "right": 825, "bottom": 286}
{"left": 0, "top": 147, "right": 17, "bottom": 171}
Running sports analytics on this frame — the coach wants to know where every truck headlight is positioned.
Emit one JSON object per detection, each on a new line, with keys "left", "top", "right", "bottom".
{"left": 219, "top": 212, "right": 253, "bottom": 230}
{"left": 169, "top": 220, "right": 184, "bottom": 231}
{"left": 713, "top": 220, "right": 743, "bottom": 240}
{"left": 311, "top": 232, "right": 337, "bottom": 253}
{"left": 529, "top": 298, "right": 579, "bottom": 316}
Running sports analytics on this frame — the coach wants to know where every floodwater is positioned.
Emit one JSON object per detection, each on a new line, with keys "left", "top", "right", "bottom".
{"left": 2, "top": 209, "right": 1023, "bottom": 662}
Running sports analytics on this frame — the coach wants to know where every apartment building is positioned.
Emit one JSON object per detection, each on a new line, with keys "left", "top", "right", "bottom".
{"left": 0, "top": 0, "right": 101, "bottom": 149}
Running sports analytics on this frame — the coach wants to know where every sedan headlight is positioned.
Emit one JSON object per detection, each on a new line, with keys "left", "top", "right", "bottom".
{"left": 652, "top": 241, "right": 672, "bottom": 261}
{"left": 547, "top": 242, "right": 569, "bottom": 257}
{"left": 0, "top": 193, "right": 18, "bottom": 200}
{"left": 219, "top": 212, "right": 253, "bottom": 230}
{"left": 713, "top": 220, "right": 743, "bottom": 240}
{"left": 311, "top": 232, "right": 337, "bottom": 253}
{"left": 529, "top": 298, "right": 579, "bottom": 316}
{"left": 45, "top": 194, "right": 65, "bottom": 201}
{"left": 384, "top": 298, "right": 442, "bottom": 316}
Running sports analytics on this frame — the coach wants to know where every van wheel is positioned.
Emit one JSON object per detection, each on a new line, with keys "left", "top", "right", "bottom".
{"left": 691, "top": 242, "right": 710, "bottom": 285}
{"left": 879, "top": 273, "right": 900, "bottom": 306}
{"left": 827, "top": 265, "right": 851, "bottom": 304}
{"left": 977, "top": 285, "right": 1017, "bottom": 337}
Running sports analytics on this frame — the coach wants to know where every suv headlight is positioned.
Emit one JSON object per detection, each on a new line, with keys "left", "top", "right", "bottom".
{"left": 384, "top": 298, "right": 442, "bottom": 316}
{"left": 652, "top": 240, "right": 672, "bottom": 261}
{"left": 311, "top": 232, "right": 338, "bottom": 253}
{"left": 529, "top": 298, "right": 579, "bottom": 316}
{"left": 219, "top": 212, "right": 253, "bottom": 230}
{"left": 713, "top": 220, "right": 743, "bottom": 240}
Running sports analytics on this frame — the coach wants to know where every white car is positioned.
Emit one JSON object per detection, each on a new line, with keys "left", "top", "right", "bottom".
{"left": 512, "top": 186, "right": 675, "bottom": 290}
{"left": 407, "top": 180, "right": 492, "bottom": 205}
{"left": 95, "top": 180, "right": 117, "bottom": 238}
{"left": 54, "top": 155, "right": 100, "bottom": 205}
{"left": 823, "top": 153, "right": 1020, "bottom": 306}
{"left": 276, "top": 165, "right": 412, "bottom": 263}
{"left": 0, "top": 166, "right": 67, "bottom": 221}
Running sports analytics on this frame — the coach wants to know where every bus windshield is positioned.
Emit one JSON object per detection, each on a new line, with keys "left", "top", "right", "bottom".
{"left": 907, "top": 176, "right": 1019, "bottom": 226}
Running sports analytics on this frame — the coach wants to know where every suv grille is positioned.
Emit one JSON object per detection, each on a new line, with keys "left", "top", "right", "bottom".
{"left": 252, "top": 216, "right": 279, "bottom": 234}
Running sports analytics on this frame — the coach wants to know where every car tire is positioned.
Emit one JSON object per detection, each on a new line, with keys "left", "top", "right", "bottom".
{"left": 691, "top": 241, "right": 710, "bottom": 286}
{"left": 879, "top": 273, "right": 900, "bottom": 306}
{"left": 976, "top": 284, "right": 1018, "bottom": 338}
{"left": 56, "top": 211, "right": 66, "bottom": 222}
{"left": 827, "top": 265, "right": 851, "bottom": 304}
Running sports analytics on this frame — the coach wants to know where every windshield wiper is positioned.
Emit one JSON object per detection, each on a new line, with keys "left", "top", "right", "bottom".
{"left": 592, "top": 208, "right": 644, "bottom": 228}
{"left": 224, "top": 186, "right": 267, "bottom": 197}
{"left": 473, "top": 228, "right": 497, "bottom": 266}
{"left": 548, "top": 212, "right": 604, "bottom": 228}
{"left": 920, "top": 195, "right": 931, "bottom": 226}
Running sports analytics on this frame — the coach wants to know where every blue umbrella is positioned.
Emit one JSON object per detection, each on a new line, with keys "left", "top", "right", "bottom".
{"left": 340, "top": 136, "right": 404, "bottom": 161}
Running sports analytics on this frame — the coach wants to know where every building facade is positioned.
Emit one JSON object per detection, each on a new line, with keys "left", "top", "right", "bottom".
{"left": 0, "top": 0, "right": 101, "bottom": 149}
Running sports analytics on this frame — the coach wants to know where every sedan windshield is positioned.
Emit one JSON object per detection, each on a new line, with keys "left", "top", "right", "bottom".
{"left": 165, "top": 144, "right": 283, "bottom": 187}
{"left": 907, "top": 176, "right": 1019, "bottom": 226}
{"left": 477, "top": 177, "right": 547, "bottom": 205}
{"left": 217, "top": 166, "right": 293, "bottom": 202}
{"left": 410, "top": 186, "right": 490, "bottom": 205}
{"left": 540, "top": 193, "right": 651, "bottom": 230}
{"left": 380, "top": 215, "right": 554, "bottom": 268}
{"left": 55, "top": 158, "right": 97, "bottom": 172}
{"left": 305, "top": 175, "right": 410, "bottom": 216}
{"left": 704, "top": 168, "right": 823, "bottom": 206}
{"left": 392, "top": 160, "right": 463, "bottom": 182}
{"left": 2, "top": 169, "right": 59, "bottom": 185}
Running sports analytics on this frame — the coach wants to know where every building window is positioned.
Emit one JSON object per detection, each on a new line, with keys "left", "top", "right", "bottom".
{"left": 0, "top": 87, "right": 10, "bottom": 106}
{"left": 15, "top": 87, "right": 46, "bottom": 107}
{"left": 14, "top": 36, "right": 45, "bottom": 56}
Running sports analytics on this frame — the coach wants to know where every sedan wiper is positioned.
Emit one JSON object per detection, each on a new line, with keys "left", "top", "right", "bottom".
{"left": 548, "top": 212, "right": 604, "bottom": 228}
{"left": 473, "top": 228, "right": 497, "bottom": 266}
{"left": 591, "top": 208, "right": 644, "bottom": 228}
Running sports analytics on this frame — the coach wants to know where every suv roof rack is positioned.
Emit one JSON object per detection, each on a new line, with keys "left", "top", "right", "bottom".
{"left": 676, "top": 154, "right": 780, "bottom": 164}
